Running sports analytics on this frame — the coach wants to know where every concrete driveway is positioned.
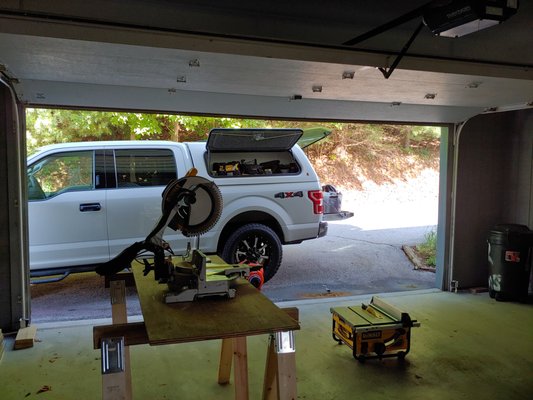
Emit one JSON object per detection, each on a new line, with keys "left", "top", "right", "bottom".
{"left": 262, "top": 220, "right": 437, "bottom": 301}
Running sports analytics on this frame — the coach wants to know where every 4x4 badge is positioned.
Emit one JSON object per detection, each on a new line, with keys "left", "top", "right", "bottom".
{"left": 275, "top": 191, "right": 303, "bottom": 199}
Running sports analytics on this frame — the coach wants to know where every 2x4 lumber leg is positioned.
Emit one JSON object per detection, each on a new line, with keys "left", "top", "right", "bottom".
{"left": 233, "top": 336, "right": 249, "bottom": 400}
{"left": 218, "top": 337, "right": 249, "bottom": 398}
{"left": 262, "top": 333, "right": 297, "bottom": 400}
{"left": 218, "top": 338, "right": 233, "bottom": 384}
{"left": 275, "top": 348, "right": 296, "bottom": 400}
{"left": 102, "top": 280, "right": 132, "bottom": 400}
{"left": 262, "top": 335, "right": 278, "bottom": 400}
{"left": 263, "top": 307, "right": 299, "bottom": 400}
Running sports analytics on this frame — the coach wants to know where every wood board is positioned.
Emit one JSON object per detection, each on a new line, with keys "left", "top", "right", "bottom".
{"left": 14, "top": 325, "right": 37, "bottom": 350}
{"left": 132, "top": 261, "right": 299, "bottom": 345}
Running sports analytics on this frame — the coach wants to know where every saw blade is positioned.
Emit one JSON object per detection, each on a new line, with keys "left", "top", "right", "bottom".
{"left": 162, "top": 175, "right": 223, "bottom": 236}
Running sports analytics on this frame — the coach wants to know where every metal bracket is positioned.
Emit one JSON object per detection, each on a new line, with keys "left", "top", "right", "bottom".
{"left": 101, "top": 337, "right": 125, "bottom": 374}
{"left": 274, "top": 331, "right": 295, "bottom": 354}
{"left": 19, "top": 318, "right": 30, "bottom": 329}
{"left": 110, "top": 280, "right": 126, "bottom": 305}
{"left": 450, "top": 280, "right": 459, "bottom": 293}
{"left": 378, "top": 22, "right": 424, "bottom": 79}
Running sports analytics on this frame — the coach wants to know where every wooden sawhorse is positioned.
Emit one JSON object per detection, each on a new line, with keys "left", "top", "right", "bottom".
{"left": 94, "top": 269, "right": 299, "bottom": 400}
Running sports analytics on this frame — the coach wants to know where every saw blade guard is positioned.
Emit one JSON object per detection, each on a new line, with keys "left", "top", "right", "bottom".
{"left": 162, "top": 175, "right": 223, "bottom": 236}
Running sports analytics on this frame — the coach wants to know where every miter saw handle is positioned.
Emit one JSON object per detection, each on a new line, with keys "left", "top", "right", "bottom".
{"left": 95, "top": 241, "right": 144, "bottom": 276}
{"left": 95, "top": 240, "right": 170, "bottom": 277}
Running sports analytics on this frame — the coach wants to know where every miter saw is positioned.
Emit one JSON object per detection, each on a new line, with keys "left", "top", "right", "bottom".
{"left": 96, "top": 168, "right": 254, "bottom": 303}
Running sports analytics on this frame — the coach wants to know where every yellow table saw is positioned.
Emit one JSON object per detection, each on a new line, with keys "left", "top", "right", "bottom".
{"left": 331, "top": 296, "right": 420, "bottom": 362}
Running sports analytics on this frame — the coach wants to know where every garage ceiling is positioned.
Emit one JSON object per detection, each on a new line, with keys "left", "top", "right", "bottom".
{"left": 1, "top": 0, "right": 532, "bottom": 123}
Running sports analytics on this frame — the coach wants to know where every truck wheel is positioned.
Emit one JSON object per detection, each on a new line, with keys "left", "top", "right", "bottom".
{"left": 221, "top": 223, "right": 282, "bottom": 282}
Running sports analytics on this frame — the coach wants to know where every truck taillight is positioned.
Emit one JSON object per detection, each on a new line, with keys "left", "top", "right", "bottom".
{"left": 308, "top": 190, "right": 324, "bottom": 214}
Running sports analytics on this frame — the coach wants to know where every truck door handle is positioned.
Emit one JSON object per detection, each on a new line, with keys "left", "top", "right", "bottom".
{"left": 79, "top": 203, "right": 102, "bottom": 212}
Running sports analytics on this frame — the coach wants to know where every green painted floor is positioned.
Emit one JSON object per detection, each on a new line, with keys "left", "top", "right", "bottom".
{"left": 1, "top": 289, "right": 532, "bottom": 399}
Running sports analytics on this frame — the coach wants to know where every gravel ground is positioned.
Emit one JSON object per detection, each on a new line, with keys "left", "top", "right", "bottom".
{"left": 339, "top": 168, "right": 439, "bottom": 230}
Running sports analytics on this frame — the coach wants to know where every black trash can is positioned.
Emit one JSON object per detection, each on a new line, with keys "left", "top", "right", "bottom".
{"left": 487, "top": 224, "right": 533, "bottom": 302}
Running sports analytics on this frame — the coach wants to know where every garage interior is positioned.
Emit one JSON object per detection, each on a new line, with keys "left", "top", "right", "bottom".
{"left": 1, "top": 1, "right": 532, "bottom": 399}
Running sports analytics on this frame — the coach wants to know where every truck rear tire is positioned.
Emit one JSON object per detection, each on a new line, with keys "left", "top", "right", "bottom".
{"left": 220, "top": 223, "right": 282, "bottom": 282}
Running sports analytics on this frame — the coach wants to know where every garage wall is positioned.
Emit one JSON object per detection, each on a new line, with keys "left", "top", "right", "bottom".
{"left": 452, "top": 109, "right": 533, "bottom": 288}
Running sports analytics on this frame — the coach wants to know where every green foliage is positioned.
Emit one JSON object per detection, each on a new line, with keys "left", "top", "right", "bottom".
{"left": 25, "top": 109, "right": 441, "bottom": 190}
{"left": 411, "top": 126, "right": 441, "bottom": 139}
{"left": 25, "top": 108, "right": 269, "bottom": 153}
{"left": 417, "top": 230, "right": 437, "bottom": 267}
{"left": 26, "top": 108, "right": 441, "bottom": 151}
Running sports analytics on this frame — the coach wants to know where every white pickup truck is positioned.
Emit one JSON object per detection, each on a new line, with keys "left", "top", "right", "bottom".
{"left": 27, "top": 128, "right": 346, "bottom": 282}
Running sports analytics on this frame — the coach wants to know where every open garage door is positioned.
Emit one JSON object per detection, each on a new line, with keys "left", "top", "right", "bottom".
{"left": 0, "top": 77, "right": 30, "bottom": 332}
{"left": 22, "top": 110, "right": 447, "bottom": 323}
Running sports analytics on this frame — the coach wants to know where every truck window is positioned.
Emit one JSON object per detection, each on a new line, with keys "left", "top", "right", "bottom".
{"left": 28, "top": 150, "right": 94, "bottom": 200}
{"left": 114, "top": 149, "right": 177, "bottom": 187}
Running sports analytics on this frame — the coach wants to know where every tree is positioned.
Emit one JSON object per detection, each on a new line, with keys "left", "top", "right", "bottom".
{"left": 25, "top": 108, "right": 267, "bottom": 153}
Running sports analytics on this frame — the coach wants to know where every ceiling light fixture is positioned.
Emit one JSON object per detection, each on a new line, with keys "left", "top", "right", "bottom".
{"left": 312, "top": 85, "right": 323, "bottom": 93}
{"left": 176, "top": 76, "right": 187, "bottom": 83}
{"left": 424, "top": 93, "right": 437, "bottom": 99}
{"left": 188, "top": 59, "right": 200, "bottom": 67}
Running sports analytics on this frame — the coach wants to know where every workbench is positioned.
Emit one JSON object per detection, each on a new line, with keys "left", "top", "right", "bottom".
{"left": 93, "top": 258, "right": 300, "bottom": 400}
